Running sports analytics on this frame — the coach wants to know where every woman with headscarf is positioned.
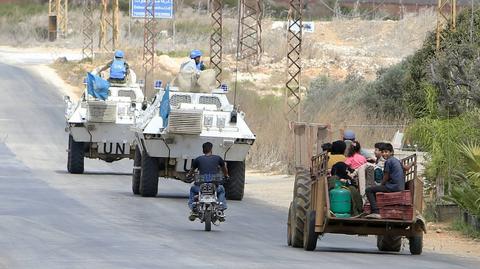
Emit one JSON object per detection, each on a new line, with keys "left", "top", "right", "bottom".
{"left": 327, "top": 140, "right": 347, "bottom": 169}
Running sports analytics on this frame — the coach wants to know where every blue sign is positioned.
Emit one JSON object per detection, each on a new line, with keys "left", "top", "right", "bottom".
{"left": 131, "top": 0, "right": 174, "bottom": 19}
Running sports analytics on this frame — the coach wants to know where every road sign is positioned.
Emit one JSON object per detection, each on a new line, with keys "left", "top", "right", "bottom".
{"left": 303, "top": 22, "right": 315, "bottom": 33}
{"left": 288, "top": 21, "right": 315, "bottom": 33}
{"left": 131, "top": 0, "right": 174, "bottom": 19}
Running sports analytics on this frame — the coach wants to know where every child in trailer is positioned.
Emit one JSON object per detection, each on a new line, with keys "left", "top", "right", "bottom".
{"left": 365, "top": 143, "right": 406, "bottom": 219}
{"left": 345, "top": 141, "right": 367, "bottom": 170}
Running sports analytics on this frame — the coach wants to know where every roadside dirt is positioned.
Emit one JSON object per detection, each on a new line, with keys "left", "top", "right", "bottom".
{"left": 0, "top": 46, "right": 82, "bottom": 98}
{"left": 245, "top": 171, "right": 480, "bottom": 259}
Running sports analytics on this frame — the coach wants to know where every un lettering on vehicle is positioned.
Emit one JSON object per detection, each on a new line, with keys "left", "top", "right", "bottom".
{"left": 98, "top": 143, "right": 130, "bottom": 155}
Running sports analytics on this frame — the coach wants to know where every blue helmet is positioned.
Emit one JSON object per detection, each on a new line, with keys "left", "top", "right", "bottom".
{"left": 343, "top": 130, "right": 356, "bottom": 140}
{"left": 114, "top": 50, "right": 125, "bottom": 59}
{"left": 190, "top": 49, "right": 202, "bottom": 59}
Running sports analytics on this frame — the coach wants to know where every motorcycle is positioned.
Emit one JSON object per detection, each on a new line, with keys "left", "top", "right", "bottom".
{"left": 189, "top": 174, "right": 226, "bottom": 231}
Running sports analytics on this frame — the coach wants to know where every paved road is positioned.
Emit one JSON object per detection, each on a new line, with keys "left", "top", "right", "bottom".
{"left": 0, "top": 61, "right": 476, "bottom": 269}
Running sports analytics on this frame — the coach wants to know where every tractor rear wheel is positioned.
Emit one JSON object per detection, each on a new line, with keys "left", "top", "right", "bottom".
{"left": 287, "top": 202, "right": 293, "bottom": 246}
{"left": 291, "top": 167, "right": 312, "bottom": 248}
{"left": 303, "top": 210, "right": 318, "bottom": 251}
{"left": 290, "top": 200, "right": 303, "bottom": 248}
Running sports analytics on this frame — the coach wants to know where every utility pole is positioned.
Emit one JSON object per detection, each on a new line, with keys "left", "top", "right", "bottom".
{"left": 210, "top": 0, "right": 224, "bottom": 86}
{"left": 48, "top": 0, "right": 68, "bottom": 41}
{"left": 237, "top": 0, "right": 263, "bottom": 65}
{"left": 285, "top": 0, "right": 303, "bottom": 122}
{"left": 436, "top": 0, "right": 457, "bottom": 52}
{"left": 143, "top": 0, "right": 157, "bottom": 98}
{"left": 82, "top": 0, "right": 95, "bottom": 61}
{"left": 99, "top": 0, "right": 120, "bottom": 52}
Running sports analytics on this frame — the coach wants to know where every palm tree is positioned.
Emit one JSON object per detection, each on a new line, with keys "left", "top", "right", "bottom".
{"left": 447, "top": 143, "right": 480, "bottom": 217}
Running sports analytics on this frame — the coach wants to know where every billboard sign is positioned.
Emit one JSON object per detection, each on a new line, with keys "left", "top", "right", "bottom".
{"left": 131, "top": 0, "right": 174, "bottom": 19}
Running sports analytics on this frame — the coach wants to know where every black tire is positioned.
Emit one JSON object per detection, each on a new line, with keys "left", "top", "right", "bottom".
{"left": 287, "top": 202, "right": 293, "bottom": 246}
{"left": 409, "top": 235, "right": 423, "bottom": 255}
{"left": 131, "top": 145, "right": 141, "bottom": 195}
{"left": 291, "top": 167, "right": 312, "bottom": 248}
{"left": 304, "top": 210, "right": 318, "bottom": 251}
{"left": 225, "top": 161, "right": 245, "bottom": 201}
{"left": 204, "top": 210, "right": 212, "bottom": 232}
{"left": 377, "top": 235, "right": 402, "bottom": 252}
{"left": 290, "top": 201, "right": 303, "bottom": 248}
{"left": 139, "top": 151, "right": 159, "bottom": 197}
{"left": 67, "top": 135, "right": 84, "bottom": 174}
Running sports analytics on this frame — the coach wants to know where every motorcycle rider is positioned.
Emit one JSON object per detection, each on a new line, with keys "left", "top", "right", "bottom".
{"left": 98, "top": 50, "right": 130, "bottom": 83}
{"left": 186, "top": 142, "right": 229, "bottom": 220}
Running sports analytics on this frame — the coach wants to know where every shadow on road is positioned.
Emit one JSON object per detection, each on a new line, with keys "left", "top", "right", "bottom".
{"left": 314, "top": 247, "right": 405, "bottom": 256}
{"left": 157, "top": 193, "right": 189, "bottom": 199}
{"left": 54, "top": 170, "right": 132, "bottom": 176}
{"left": 118, "top": 192, "right": 189, "bottom": 199}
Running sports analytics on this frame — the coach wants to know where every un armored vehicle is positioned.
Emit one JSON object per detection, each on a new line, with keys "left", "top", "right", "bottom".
{"left": 131, "top": 86, "right": 255, "bottom": 200}
{"left": 64, "top": 70, "right": 144, "bottom": 174}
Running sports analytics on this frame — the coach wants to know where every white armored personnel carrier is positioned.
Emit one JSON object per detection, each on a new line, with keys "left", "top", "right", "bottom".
{"left": 132, "top": 86, "right": 255, "bottom": 200}
{"left": 64, "top": 70, "right": 144, "bottom": 174}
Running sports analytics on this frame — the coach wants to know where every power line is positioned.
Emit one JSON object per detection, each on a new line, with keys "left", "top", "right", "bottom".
{"left": 317, "top": 0, "right": 389, "bottom": 19}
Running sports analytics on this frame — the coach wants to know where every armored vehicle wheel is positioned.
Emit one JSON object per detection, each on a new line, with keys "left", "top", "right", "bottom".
{"left": 408, "top": 235, "right": 423, "bottom": 255}
{"left": 291, "top": 167, "right": 312, "bottom": 248}
{"left": 304, "top": 210, "right": 318, "bottom": 251}
{"left": 139, "top": 152, "right": 159, "bottom": 197}
{"left": 225, "top": 161, "right": 245, "bottom": 201}
{"left": 377, "top": 235, "right": 402, "bottom": 252}
{"left": 131, "top": 145, "right": 141, "bottom": 195}
{"left": 67, "top": 135, "right": 84, "bottom": 174}
{"left": 287, "top": 202, "right": 293, "bottom": 246}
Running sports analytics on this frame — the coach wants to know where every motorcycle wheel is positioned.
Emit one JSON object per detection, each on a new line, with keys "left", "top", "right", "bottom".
{"left": 204, "top": 210, "right": 212, "bottom": 232}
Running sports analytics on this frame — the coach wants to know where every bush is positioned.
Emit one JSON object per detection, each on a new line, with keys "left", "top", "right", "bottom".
{"left": 0, "top": 3, "right": 45, "bottom": 21}
{"left": 361, "top": 64, "right": 409, "bottom": 119}
{"left": 369, "top": 8, "right": 480, "bottom": 119}
{"left": 406, "top": 111, "right": 480, "bottom": 196}
{"left": 445, "top": 143, "right": 480, "bottom": 218}
{"left": 229, "top": 82, "right": 289, "bottom": 171}
{"left": 304, "top": 74, "right": 368, "bottom": 120}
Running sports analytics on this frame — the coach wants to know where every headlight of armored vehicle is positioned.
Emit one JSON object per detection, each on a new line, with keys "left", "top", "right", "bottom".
{"left": 217, "top": 117, "right": 226, "bottom": 129}
{"left": 117, "top": 105, "right": 127, "bottom": 116}
{"left": 204, "top": 115, "right": 214, "bottom": 127}
{"left": 117, "top": 103, "right": 134, "bottom": 119}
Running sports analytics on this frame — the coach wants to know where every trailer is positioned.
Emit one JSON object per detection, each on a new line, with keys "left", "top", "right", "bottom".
{"left": 287, "top": 122, "right": 426, "bottom": 254}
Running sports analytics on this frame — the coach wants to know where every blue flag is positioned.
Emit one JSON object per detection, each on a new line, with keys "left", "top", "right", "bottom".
{"left": 159, "top": 84, "right": 171, "bottom": 128}
{"left": 86, "top": 72, "right": 110, "bottom": 101}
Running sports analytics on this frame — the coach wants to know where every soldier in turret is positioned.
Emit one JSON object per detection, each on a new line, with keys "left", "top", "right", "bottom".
{"left": 99, "top": 50, "right": 130, "bottom": 83}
